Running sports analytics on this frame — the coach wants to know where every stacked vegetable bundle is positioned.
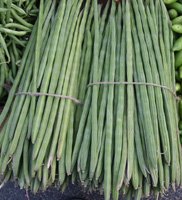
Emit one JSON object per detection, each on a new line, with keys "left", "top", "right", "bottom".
{"left": 72, "top": 0, "right": 181, "bottom": 199}
{"left": 0, "top": 0, "right": 181, "bottom": 200}
{"left": 0, "top": 0, "right": 38, "bottom": 100}
{"left": 0, "top": 0, "right": 92, "bottom": 193}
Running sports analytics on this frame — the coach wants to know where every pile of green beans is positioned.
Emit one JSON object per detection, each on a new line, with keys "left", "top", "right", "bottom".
{"left": 0, "top": 0, "right": 38, "bottom": 100}
{"left": 0, "top": 0, "right": 181, "bottom": 200}
{"left": 164, "top": 0, "right": 182, "bottom": 141}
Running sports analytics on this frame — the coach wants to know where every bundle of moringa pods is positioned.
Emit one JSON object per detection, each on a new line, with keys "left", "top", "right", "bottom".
{"left": 0, "top": 0, "right": 182, "bottom": 199}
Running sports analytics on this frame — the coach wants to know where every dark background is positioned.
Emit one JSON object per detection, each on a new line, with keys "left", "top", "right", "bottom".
{"left": 0, "top": 182, "right": 182, "bottom": 200}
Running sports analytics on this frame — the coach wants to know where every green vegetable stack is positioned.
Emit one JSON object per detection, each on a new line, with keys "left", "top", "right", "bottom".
{"left": 0, "top": 0, "right": 38, "bottom": 100}
{"left": 0, "top": 0, "right": 92, "bottom": 193}
{"left": 0, "top": 0, "right": 181, "bottom": 200}
{"left": 164, "top": 0, "right": 182, "bottom": 141}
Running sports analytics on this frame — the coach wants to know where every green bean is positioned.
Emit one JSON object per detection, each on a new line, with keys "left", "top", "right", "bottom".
{"left": 77, "top": 148, "right": 81, "bottom": 173}
{"left": 33, "top": 177, "right": 40, "bottom": 194}
{"left": 0, "top": 50, "right": 6, "bottom": 98}
{"left": 37, "top": 165, "right": 42, "bottom": 182}
{"left": 80, "top": 112, "right": 91, "bottom": 174}
{"left": 18, "top": 170, "right": 25, "bottom": 189}
{"left": 113, "top": 3, "right": 125, "bottom": 194}
{"left": 104, "top": 4, "right": 116, "bottom": 199}
{"left": 12, "top": 117, "right": 27, "bottom": 177}
{"left": 30, "top": 147, "right": 36, "bottom": 178}
{"left": 117, "top": 115, "right": 127, "bottom": 191}
{"left": 5, "top": 23, "right": 31, "bottom": 31}
{"left": 144, "top": 179, "right": 151, "bottom": 198}
{"left": 58, "top": 143, "right": 66, "bottom": 186}
{"left": 0, "top": 33, "right": 10, "bottom": 62}
{"left": 0, "top": 8, "right": 9, "bottom": 13}
{"left": 90, "top": 0, "right": 100, "bottom": 178}
{"left": 0, "top": 27, "right": 27, "bottom": 36}
{"left": 29, "top": 0, "right": 44, "bottom": 142}
{"left": 51, "top": 156, "right": 56, "bottom": 182}
{"left": 29, "top": 9, "right": 39, "bottom": 16}
{"left": 71, "top": 167, "right": 77, "bottom": 184}
{"left": 26, "top": 0, "right": 36, "bottom": 13}
{"left": 90, "top": 23, "right": 110, "bottom": 179}
{"left": 65, "top": 106, "right": 74, "bottom": 175}
{"left": 149, "top": 0, "right": 158, "bottom": 30}
{"left": 1, "top": 123, "right": 9, "bottom": 157}
{"left": 99, "top": 0, "right": 110, "bottom": 36}
{"left": 77, "top": 32, "right": 89, "bottom": 100}
{"left": 0, "top": 123, "right": 6, "bottom": 149}
{"left": 11, "top": 3, "right": 27, "bottom": 16}
{"left": 135, "top": 174, "right": 143, "bottom": 200}
{"left": 95, "top": 127, "right": 106, "bottom": 182}
{"left": 42, "top": 157, "right": 49, "bottom": 190}
{"left": 80, "top": 168, "right": 89, "bottom": 183}
{"left": 93, "top": 20, "right": 109, "bottom": 160}
{"left": 1, "top": 148, "right": 11, "bottom": 173}
{"left": 11, "top": 9, "right": 33, "bottom": 28}
{"left": 12, "top": 41, "right": 20, "bottom": 62}
{"left": 23, "top": 139, "right": 30, "bottom": 186}
{"left": 126, "top": 0, "right": 135, "bottom": 181}
{"left": 37, "top": 15, "right": 54, "bottom": 87}
{"left": 61, "top": 177, "right": 69, "bottom": 192}
{"left": 134, "top": 110, "right": 147, "bottom": 177}
{"left": 131, "top": 150, "right": 140, "bottom": 190}
{"left": 9, "top": 35, "right": 25, "bottom": 47}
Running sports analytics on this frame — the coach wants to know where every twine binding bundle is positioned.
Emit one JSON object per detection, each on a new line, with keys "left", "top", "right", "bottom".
{"left": 16, "top": 81, "right": 179, "bottom": 105}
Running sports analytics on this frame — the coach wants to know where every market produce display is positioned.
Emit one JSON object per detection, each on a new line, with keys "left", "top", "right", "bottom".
{"left": 0, "top": 0, "right": 38, "bottom": 100}
{"left": 0, "top": 0, "right": 182, "bottom": 200}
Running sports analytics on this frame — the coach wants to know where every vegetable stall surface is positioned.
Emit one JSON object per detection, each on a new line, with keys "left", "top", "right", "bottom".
{"left": 0, "top": 0, "right": 181, "bottom": 200}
